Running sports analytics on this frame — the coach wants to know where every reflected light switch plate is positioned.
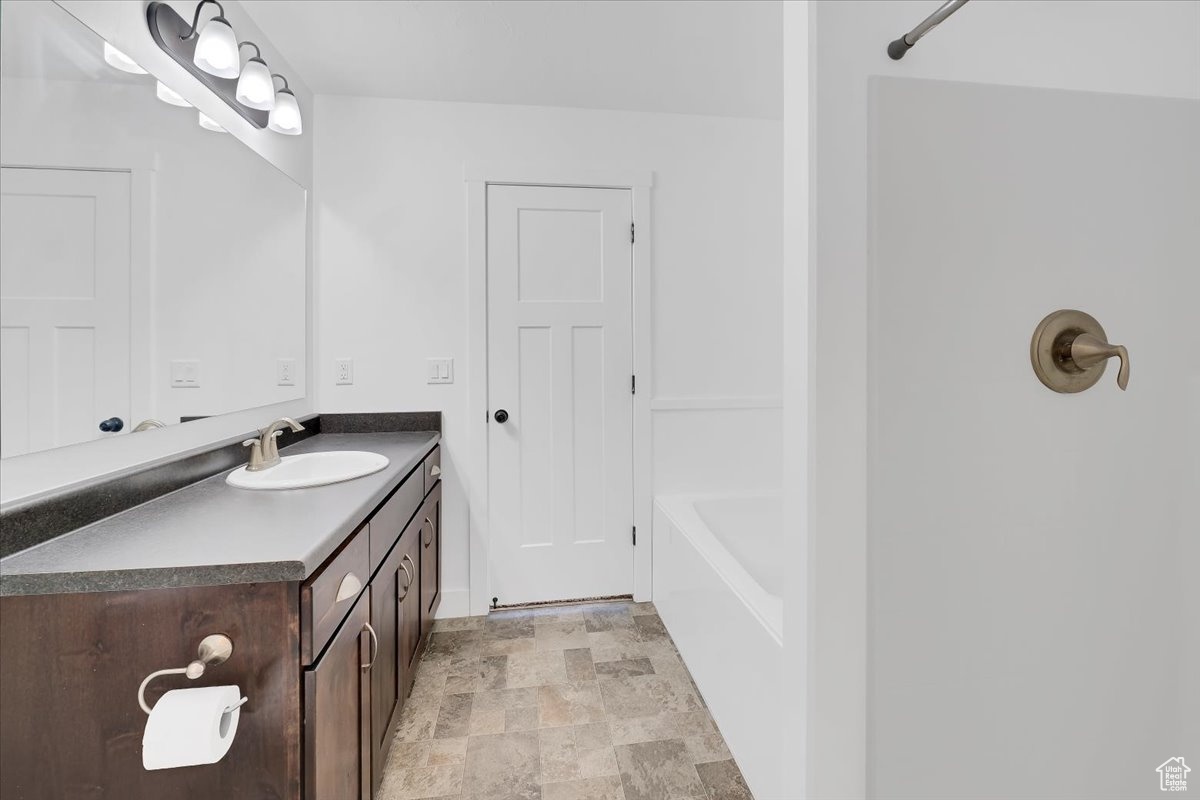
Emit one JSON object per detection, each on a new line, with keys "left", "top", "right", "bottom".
{"left": 427, "top": 358, "right": 454, "bottom": 384}
{"left": 169, "top": 360, "right": 200, "bottom": 388}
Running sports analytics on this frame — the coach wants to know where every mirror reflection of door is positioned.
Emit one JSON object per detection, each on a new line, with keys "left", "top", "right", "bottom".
{"left": 0, "top": 166, "right": 131, "bottom": 457}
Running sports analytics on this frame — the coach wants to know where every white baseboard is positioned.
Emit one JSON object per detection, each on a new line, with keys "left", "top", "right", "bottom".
{"left": 434, "top": 589, "right": 472, "bottom": 619}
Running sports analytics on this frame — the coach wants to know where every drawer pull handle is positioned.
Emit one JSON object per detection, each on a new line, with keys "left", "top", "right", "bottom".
{"left": 361, "top": 622, "right": 379, "bottom": 671}
{"left": 335, "top": 572, "right": 362, "bottom": 603}
{"left": 430, "top": 464, "right": 441, "bottom": 478}
{"left": 398, "top": 554, "right": 414, "bottom": 600}
{"left": 423, "top": 517, "right": 434, "bottom": 548}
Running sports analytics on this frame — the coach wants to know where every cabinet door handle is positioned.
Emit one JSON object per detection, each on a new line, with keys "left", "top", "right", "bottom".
{"left": 398, "top": 554, "right": 414, "bottom": 600}
{"left": 336, "top": 572, "right": 362, "bottom": 603}
{"left": 361, "top": 622, "right": 378, "bottom": 671}
{"left": 423, "top": 517, "right": 434, "bottom": 548}
{"left": 430, "top": 464, "right": 441, "bottom": 478}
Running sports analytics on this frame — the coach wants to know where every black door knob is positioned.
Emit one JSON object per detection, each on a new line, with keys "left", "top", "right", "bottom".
{"left": 493, "top": 409, "right": 509, "bottom": 424}
{"left": 98, "top": 417, "right": 124, "bottom": 433}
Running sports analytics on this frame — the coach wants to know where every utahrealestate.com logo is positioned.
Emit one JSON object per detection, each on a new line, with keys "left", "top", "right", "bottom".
{"left": 1158, "top": 757, "right": 1190, "bottom": 792}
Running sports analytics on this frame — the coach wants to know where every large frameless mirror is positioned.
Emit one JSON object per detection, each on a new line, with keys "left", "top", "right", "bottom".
{"left": 0, "top": 0, "right": 307, "bottom": 459}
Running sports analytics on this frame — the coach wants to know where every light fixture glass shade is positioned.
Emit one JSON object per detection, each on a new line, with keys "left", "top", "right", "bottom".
{"left": 193, "top": 16, "right": 239, "bottom": 79}
{"left": 103, "top": 42, "right": 147, "bottom": 74}
{"left": 198, "top": 111, "right": 227, "bottom": 133}
{"left": 267, "top": 89, "right": 302, "bottom": 135}
{"left": 235, "top": 58, "right": 275, "bottom": 111}
{"left": 156, "top": 81, "right": 192, "bottom": 108}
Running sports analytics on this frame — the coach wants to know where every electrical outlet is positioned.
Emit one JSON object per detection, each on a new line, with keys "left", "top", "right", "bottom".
{"left": 169, "top": 359, "right": 201, "bottom": 388}
{"left": 276, "top": 358, "right": 297, "bottom": 386}
{"left": 334, "top": 358, "right": 354, "bottom": 385}
{"left": 426, "top": 358, "right": 454, "bottom": 384}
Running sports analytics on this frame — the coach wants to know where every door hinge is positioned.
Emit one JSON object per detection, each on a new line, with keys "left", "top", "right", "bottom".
{"left": 632, "top": 526, "right": 637, "bottom": 546}
{"left": 630, "top": 221, "right": 635, "bottom": 244}
{"left": 631, "top": 375, "right": 636, "bottom": 395}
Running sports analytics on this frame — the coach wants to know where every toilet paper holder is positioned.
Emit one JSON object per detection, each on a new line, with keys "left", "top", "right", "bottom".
{"left": 138, "top": 633, "right": 247, "bottom": 715}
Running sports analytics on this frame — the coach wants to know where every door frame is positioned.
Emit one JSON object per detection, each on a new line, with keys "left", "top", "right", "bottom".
{"left": 465, "top": 165, "right": 654, "bottom": 616}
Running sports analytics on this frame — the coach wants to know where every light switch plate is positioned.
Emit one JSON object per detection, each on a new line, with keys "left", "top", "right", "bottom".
{"left": 426, "top": 358, "right": 454, "bottom": 384}
{"left": 334, "top": 358, "right": 354, "bottom": 385}
{"left": 169, "top": 359, "right": 200, "bottom": 388}
{"left": 277, "top": 358, "right": 297, "bottom": 386}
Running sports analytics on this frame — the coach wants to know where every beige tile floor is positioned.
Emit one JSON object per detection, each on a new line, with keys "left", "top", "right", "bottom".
{"left": 378, "top": 600, "right": 754, "bottom": 800}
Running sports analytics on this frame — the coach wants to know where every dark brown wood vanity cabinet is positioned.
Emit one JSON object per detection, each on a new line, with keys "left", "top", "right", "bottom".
{"left": 420, "top": 483, "right": 443, "bottom": 642}
{"left": 304, "top": 447, "right": 442, "bottom": 800}
{"left": 0, "top": 442, "right": 441, "bottom": 800}
{"left": 367, "top": 514, "right": 420, "bottom": 789}
{"left": 304, "top": 591, "right": 371, "bottom": 800}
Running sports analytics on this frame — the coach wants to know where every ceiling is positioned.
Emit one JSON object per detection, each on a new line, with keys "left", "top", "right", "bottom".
{"left": 240, "top": 0, "right": 782, "bottom": 119}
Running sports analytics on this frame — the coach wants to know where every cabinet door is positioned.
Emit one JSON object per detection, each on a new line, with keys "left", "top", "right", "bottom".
{"left": 304, "top": 592, "right": 371, "bottom": 800}
{"left": 368, "top": 540, "right": 402, "bottom": 792}
{"left": 419, "top": 484, "right": 442, "bottom": 642}
{"left": 398, "top": 531, "right": 423, "bottom": 701}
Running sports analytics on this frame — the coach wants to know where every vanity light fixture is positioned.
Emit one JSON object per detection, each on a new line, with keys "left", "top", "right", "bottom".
{"left": 183, "top": 0, "right": 240, "bottom": 79}
{"left": 234, "top": 42, "right": 274, "bottom": 111}
{"left": 156, "top": 80, "right": 192, "bottom": 108}
{"left": 103, "top": 42, "right": 147, "bottom": 75}
{"left": 198, "top": 111, "right": 227, "bottom": 133}
{"left": 147, "top": 1, "right": 302, "bottom": 134}
{"left": 267, "top": 74, "right": 302, "bottom": 136}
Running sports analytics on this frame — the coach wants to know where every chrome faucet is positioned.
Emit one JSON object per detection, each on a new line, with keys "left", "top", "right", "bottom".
{"left": 242, "top": 417, "right": 305, "bottom": 471}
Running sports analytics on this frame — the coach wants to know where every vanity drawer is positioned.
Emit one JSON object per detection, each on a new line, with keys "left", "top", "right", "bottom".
{"left": 423, "top": 446, "right": 441, "bottom": 495}
{"left": 369, "top": 470, "right": 423, "bottom": 574}
{"left": 301, "top": 521, "right": 370, "bottom": 665}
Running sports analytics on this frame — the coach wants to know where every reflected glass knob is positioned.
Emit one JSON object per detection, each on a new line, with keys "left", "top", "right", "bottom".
{"left": 98, "top": 417, "right": 124, "bottom": 432}
{"left": 494, "top": 409, "right": 509, "bottom": 423}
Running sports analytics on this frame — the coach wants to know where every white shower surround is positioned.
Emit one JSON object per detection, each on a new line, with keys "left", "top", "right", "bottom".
{"left": 653, "top": 491, "right": 783, "bottom": 799}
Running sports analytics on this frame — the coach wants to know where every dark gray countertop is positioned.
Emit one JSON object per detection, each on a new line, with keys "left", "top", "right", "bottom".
{"left": 0, "top": 432, "right": 439, "bottom": 596}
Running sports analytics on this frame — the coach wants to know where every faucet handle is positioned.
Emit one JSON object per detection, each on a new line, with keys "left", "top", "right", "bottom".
{"left": 1031, "top": 310, "right": 1129, "bottom": 393}
{"left": 242, "top": 438, "right": 265, "bottom": 471}
{"left": 1070, "top": 334, "right": 1130, "bottom": 390}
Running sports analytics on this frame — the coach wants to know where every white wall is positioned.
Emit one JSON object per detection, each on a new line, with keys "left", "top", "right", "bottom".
{"left": 872, "top": 77, "right": 1198, "bottom": 799}
{"left": 805, "top": 1, "right": 1200, "bottom": 797}
{"left": 315, "top": 95, "right": 781, "bottom": 616}
{"left": 1, "top": 0, "right": 315, "bottom": 504}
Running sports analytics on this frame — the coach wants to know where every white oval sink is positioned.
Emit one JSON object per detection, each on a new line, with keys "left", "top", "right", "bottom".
{"left": 226, "top": 451, "right": 389, "bottom": 490}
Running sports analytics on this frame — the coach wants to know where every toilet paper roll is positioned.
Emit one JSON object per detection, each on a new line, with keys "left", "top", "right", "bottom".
{"left": 142, "top": 685, "right": 243, "bottom": 770}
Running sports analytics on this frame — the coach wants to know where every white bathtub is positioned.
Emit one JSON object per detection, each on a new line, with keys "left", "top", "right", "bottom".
{"left": 653, "top": 492, "right": 784, "bottom": 799}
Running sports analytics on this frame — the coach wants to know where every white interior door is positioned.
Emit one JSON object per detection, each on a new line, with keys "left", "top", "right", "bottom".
{"left": 487, "top": 184, "right": 634, "bottom": 606}
{"left": 0, "top": 167, "right": 131, "bottom": 457}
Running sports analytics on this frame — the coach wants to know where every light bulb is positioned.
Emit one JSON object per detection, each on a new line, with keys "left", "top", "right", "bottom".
{"left": 156, "top": 81, "right": 192, "bottom": 108}
{"left": 193, "top": 16, "right": 239, "bottom": 79}
{"left": 198, "top": 111, "right": 227, "bottom": 133}
{"left": 235, "top": 58, "right": 275, "bottom": 111}
{"left": 103, "top": 42, "right": 146, "bottom": 75}
{"left": 267, "top": 89, "right": 302, "bottom": 135}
